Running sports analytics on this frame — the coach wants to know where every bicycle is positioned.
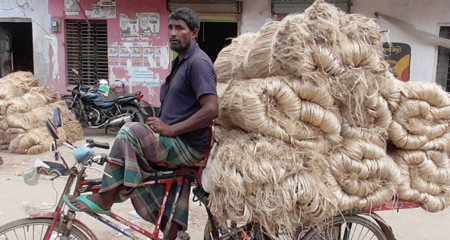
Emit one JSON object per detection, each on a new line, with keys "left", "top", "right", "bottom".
{"left": 0, "top": 109, "right": 420, "bottom": 240}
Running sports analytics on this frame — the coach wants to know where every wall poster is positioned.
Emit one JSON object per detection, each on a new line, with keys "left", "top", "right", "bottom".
{"left": 383, "top": 42, "right": 411, "bottom": 82}
{"left": 140, "top": 13, "right": 160, "bottom": 39}
{"left": 85, "top": 0, "right": 116, "bottom": 19}
{"left": 64, "top": 0, "right": 80, "bottom": 16}
{"left": 120, "top": 13, "right": 139, "bottom": 41}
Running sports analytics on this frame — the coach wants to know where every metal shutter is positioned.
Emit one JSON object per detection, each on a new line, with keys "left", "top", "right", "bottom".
{"left": 166, "top": 0, "right": 241, "bottom": 14}
{"left": 436, "top": 27, "right": 450, "bottom": 91}
{"left": 65, "top": 20, "right": 108, "bottom": 85}
{"left": 272, "top": 0, "right": 352, "bottom": 14}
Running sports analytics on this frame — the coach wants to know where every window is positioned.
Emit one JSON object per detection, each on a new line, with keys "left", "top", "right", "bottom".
{"left": 66, "top": 20, "right": 108, "bottom": 85}
{"left": 436, "top": 27, "right": 450, "bottom": 91}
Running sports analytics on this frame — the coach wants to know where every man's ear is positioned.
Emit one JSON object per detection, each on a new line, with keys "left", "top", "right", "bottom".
{"left": 191, "top": 28, "right": 199, "bottom": 40}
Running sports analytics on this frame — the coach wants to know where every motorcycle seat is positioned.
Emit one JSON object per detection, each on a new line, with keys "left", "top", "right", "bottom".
{"left": 94, "top": 96, "right": 119, "bottom": 104}
{"left": 117, "top": 93, "right": 138, "bottom": 99}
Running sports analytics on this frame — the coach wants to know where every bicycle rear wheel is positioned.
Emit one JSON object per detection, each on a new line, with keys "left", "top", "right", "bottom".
{"left": 302, "top": 215, "right": 388, "bottom": 240}
{"left": 0, "top": 218, "right": 90, "bottom": 240}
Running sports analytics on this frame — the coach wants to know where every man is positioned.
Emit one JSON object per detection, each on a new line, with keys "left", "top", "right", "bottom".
{"left": 64, "top": 8, "right": 218, "bottom": 240}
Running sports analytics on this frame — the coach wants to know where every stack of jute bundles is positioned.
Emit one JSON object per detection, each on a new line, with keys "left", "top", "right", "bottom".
{"left": 209, "top": 0, "right": 450, "bottom": 238}
{"left": 0, "top": 71, "right": 83, "bottom": 154}
{"left": 388, "top": 82, "right": 450, "bottom": 212}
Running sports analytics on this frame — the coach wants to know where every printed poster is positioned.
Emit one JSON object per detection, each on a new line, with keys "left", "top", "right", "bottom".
{"left": 383, "top": 42, "right": 411, "bottom": 82}
{"left": 120, "top": 13, "right": 139, "bottom": 41}
{"left": 85, "top": 0, "right": 116, "bottom": 19}
{"left": 140, "top": 13, "right": 160, "bottom": 39}
{"left": 108, "top": 44, "right": 169, "bottom": 69}
{"left": 64, "top": 0, "right": 80, "bottom": 16}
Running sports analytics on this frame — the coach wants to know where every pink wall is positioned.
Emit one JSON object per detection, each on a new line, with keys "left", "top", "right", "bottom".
{"left": 48, "top": 0, "right": 170, "bottom": 107}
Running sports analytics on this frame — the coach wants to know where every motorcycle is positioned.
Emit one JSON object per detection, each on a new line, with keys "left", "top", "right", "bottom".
{"left": 63, "top": 69, "right": 155, "bottom": 133}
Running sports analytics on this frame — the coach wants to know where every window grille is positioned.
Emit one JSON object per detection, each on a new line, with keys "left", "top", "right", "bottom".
{"left": 65, "top": 20, "right": 108, "bottom": 85}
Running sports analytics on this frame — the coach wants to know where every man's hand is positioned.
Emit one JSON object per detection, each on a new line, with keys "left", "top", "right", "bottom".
{"left": 146, "top": 117, "right": 174, "bottom": 137}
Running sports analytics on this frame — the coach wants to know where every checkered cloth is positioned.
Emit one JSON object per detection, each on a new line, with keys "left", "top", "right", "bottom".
{"left": 99, "top": 122, "right": 204, "bottom": 230}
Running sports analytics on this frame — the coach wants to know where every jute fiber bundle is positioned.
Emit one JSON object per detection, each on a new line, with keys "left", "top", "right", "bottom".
{"left": 214, "top": 33, "right": 259, "bottom": 83}
{"left": 242, "top": 21, "right": 282, "bottom": 79}
{"left": 326, "top": 139, "right": 400, "bottom": 210}
{"left": 5, "top": 101, "right": 67, "bottom": 130}
{"left": 0, "top": 71, "right": 39, "bottom": 100}
{"left": 209, "top": 130, "right": 337, "bottom": 239}
{"left": 2, "top": 99, "right": 83, "bottom": 154}
{"left": 338, "top": 13, "right": 384, "bottom": 70}
{"left": 374, "top": 63, "right": 402, "bottom": 112}
{"left": 5, "top": 85, "right": 60, "bottom": 115}
{"left": 326, "top": 67, "right": 393, "bottom": 149}
{"left": 389, "top": 82, "right": 450, "bottom": 151}
{"left": 391, "top": 150, "right": 450, "bottom": 212}
{"left": 272, "top": 14, "right": 316, "bottom": 78}
{"left": 8, "top": 127, "right": 68, "bottom": 155}
{"left": 217, "top": 76, "right": 342, "bottom": 153}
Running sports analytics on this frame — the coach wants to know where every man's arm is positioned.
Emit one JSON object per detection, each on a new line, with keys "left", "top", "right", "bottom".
{"left": 147, "top": 94, "right": 218, "bottom": 137}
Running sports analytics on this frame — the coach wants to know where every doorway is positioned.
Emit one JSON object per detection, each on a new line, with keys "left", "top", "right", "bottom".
{"left": 197, "top": 21, "right": 238, "bottom": 63}
{"left": 0, "top": 22, "right": 33, "bottom": 77}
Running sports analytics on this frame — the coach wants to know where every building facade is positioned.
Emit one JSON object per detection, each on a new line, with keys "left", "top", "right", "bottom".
{"left": 0, "top": 0, "right": 449, "bottom": 107}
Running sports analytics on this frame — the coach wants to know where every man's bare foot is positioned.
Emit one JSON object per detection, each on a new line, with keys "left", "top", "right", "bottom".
{"left": 68, "top": 193, "right": 113, "bottom": 211}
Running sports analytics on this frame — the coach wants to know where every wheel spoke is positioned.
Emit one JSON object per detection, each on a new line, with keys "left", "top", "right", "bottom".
{"left": 343, "top": 222, "right": 352, "bottom": 240}
{"left": 14, "top": 229, "right": 19, "bottom": 240}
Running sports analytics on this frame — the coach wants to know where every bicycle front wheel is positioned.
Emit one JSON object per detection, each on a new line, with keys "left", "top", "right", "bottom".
{"left": 0, "top": 218, "right": 90, "bottom": 240}
{"left": 302, "top": 215, "right": 388, "bottom": 240}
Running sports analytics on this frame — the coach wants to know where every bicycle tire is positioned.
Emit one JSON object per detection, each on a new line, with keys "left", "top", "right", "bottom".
{"left": 204, "top": 220, "right": 272, "bottom": 240}
{"left": 302, "top": 215, "right": 388, "bottom": 240}
{"left": 0, "top": 218, "right": 90, "bottom": 240}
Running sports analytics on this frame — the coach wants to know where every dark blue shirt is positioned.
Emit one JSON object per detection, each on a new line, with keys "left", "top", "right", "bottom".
{"left": 159, "top": 44, "right": 217, "bottom": 152}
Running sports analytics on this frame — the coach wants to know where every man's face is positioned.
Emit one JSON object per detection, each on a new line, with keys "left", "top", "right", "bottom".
{"left": 168, "top": 19, "right": 197, "bottom": 53}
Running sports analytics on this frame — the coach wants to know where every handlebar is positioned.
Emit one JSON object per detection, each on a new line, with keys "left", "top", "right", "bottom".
{"left": 86, "top": 138, "right": 110, "bottom": 149}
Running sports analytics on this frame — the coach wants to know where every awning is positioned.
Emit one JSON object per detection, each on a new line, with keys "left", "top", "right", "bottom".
{"left": 272, "top": 0, "right": 352, "bottom": 14}
{"left": 376, "top": 12, "right": 450, "bottom": 49}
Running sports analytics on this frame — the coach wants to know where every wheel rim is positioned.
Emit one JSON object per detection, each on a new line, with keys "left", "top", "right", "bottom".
{"left": 303, "top": 215, "right": 387, "bottom": 240}
{"left": 0, "top": 220, "right": 86, "bottom": 240}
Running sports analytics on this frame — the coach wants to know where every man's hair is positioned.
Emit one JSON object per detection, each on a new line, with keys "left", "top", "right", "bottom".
{"left": 168, "top": 7, "right": 200, "bottom": 32}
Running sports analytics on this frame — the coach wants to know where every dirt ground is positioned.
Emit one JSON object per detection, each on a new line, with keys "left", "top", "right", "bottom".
{"left": 1, "top": 128, "right": 450, "bottom": 239}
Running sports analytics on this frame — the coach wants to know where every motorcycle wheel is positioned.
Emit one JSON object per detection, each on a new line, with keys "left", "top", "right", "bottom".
{"left": 122, "top": 106, "right": 145, "bottom": 123}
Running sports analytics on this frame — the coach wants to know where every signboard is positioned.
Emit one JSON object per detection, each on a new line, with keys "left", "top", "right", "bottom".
{"left": 383, "top": 42, "right": 411, "bottom": 82}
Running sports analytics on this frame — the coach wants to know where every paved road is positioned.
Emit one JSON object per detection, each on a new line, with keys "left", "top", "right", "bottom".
{"left": 1, "top": 128, "right": 450, "bottom": 239}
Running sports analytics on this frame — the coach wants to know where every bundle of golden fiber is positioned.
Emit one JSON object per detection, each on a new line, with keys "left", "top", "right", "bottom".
{"left": 209, "top": 130, "right": 338, "bottom": 239}
{"left": 217, "top": 76, "right": 342, "bottom": 154}
{"left": 391, "top": 150, "right": 450, "bottom": 212}
{"left": 326, "top": 139, "right": 400, "bottom": 210}
{"left": 388, "top": 82, "right": 450, "bottom": 151}
{"left": 210, "top": 0, "right": 450, "bottom": 237}
{"left": 5, "top": 85, "right": 60, "bottom": 115}
{"left": 242, "top": 21, "right": 282, "bottom": 79}
{"left": 272, "top": 14, "right": 317, "bottom": 78}
{"left": 8, "top": 127, "right": 68, "bottom": 155}
{"left": 0, "top": 95, "right": 83, "bottom": 154}
{"left": 0, "top": 71, "right": 39, "bottom": 100}
{"left": 214, "top": 33, "right": 259, "bottom": 83}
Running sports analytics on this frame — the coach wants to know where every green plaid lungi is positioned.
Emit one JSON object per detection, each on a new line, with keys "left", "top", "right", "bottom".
{"left": 98, "top": 122, "right": 204, "bottom": 230}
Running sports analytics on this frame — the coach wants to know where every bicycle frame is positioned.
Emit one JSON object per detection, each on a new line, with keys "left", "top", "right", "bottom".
{"left": 28, "top": 158, "right": 205, "bottom": 240}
